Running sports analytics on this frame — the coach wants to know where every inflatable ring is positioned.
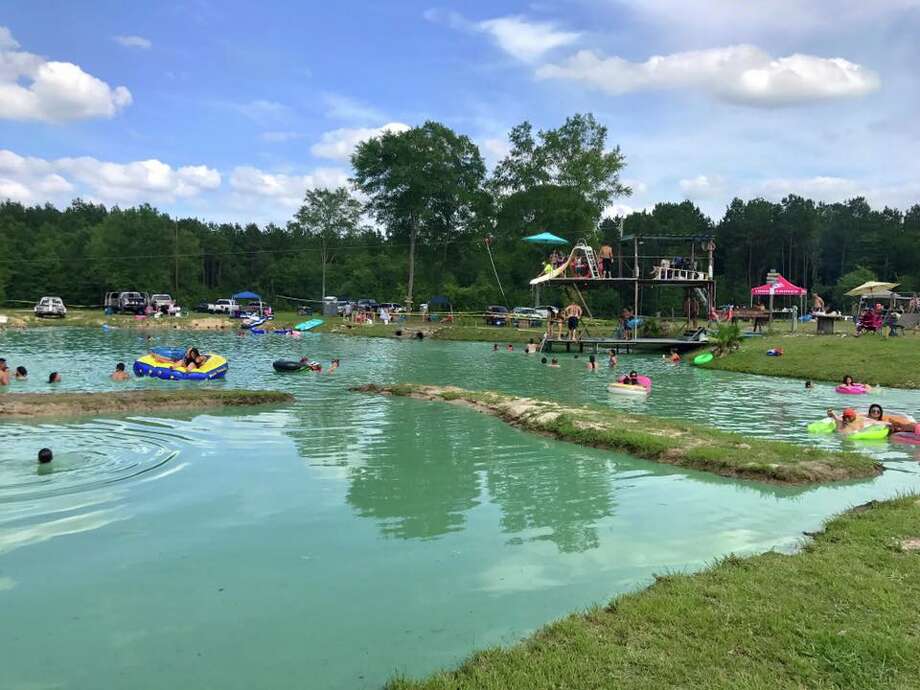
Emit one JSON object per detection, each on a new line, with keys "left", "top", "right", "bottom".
{"left": 807, "top": 418, "right": 836, "bottom": 434}
{"left": 272, "top": 359, "right": 320, "bottom": 373}
{"left": 836, "top": 384, "right": 868, "bottom": 395}
{"left": 693, "top": 352, "right": 713, "bottom": 366}
{"left": 608, "top": 382, "right": 649, "bottom": 396}
{"left": 847, "top": 424, "right": 890, "bottom": 441}
{"left": 134, "top": 353, "right": 228, "bottom": 381}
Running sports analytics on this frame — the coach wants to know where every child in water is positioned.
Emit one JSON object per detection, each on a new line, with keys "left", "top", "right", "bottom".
{"left": 549, "top": 358, "right": 560, "bottom": 368}
{"left": 587, "top": 355, "right": 598, "bottom": 371}
{"left": 608, "top": 350, "right": 617, "bottom": 367}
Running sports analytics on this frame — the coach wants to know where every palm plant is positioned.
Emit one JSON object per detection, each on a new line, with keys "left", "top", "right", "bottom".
{"left": 710, "top": 322, "right": 742, "bottom": 356}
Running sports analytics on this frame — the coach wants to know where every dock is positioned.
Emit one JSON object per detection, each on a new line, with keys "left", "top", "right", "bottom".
{"left": 541, "top": 336, "right": 707, "bottom": 354}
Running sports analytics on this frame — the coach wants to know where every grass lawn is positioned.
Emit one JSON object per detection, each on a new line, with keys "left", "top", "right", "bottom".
{"left": 390, "top": 495, "right": 920, "bottom": 690}
{"left": 698, "top": 331, "right": 920, "bottom": 389}
{"left": 0, "top": 389, "right": 293, "bottom": 418}
{"left": 353, "top": 384, "right": 880, "bottom": 484}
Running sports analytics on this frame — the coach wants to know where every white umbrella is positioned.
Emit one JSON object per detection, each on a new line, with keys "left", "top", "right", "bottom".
{"left": 845, "top": 281, "right": 899, "bottom": 297}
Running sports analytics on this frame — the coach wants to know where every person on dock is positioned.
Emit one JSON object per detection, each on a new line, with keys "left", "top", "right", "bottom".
{"left": 111, "top": 362, "right": 130, "bottom": 381}
{"left": 620, "top": 307, "right": 634, "bottom": 341}
{"left": 15, "top": 366, "right": 27, "bottom": 380}
{"left": 599, "top": 243, "right": 614, "bottom": 278}
{"left": 563, "top": 303, "right": 582, "bottom": 342}
{"left": 0, "top": 358, "right": 9, "bottom": 386}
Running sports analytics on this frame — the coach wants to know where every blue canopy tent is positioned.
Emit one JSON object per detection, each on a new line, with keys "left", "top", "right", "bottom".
{"left": 523, "top": 232, "right": 569, "bottom": 246}
{"left": 232, "top": 291, "right": 266, "bottom": 317}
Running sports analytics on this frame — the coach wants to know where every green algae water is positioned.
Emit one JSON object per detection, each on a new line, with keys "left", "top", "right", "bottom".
{"left": 2, "top": 328, "right": 920, "bottom": 690}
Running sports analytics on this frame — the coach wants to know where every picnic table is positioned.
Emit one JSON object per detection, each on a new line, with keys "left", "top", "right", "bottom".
{"left": 815, "top": 314, "right": 847, "bottom": 335}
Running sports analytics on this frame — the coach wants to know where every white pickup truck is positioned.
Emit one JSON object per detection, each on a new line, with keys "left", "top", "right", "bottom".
{"left": 209, "top": 298, "right": 239, "bottom": 315}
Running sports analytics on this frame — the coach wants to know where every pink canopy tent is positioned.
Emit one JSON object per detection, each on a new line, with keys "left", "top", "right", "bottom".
{"left": 750, "top": 274, "right": 807, "bottom": 317}
{"left": 750, "top": 274, "right": 806, "bottom": 296}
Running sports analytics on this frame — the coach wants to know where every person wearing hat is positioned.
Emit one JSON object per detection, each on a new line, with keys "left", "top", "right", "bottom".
{"left": 826, "top": 407, "right": 864, "bottom": 434}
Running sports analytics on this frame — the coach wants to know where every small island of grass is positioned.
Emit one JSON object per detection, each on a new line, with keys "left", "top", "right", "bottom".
{"left": 353, "top": 384, "right": 881, "bottom": 484}
{"left": 0, "top": 389, "right": 294, "bottom": 418}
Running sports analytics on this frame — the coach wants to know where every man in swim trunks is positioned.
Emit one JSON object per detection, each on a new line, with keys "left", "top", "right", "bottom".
{"left": 563, "top": 303, "right": 582, "bottom": 341}
{"left": 599, "top": 243, "right": 614, "bottom": 278}
{"left": 827, "top": 408, "right": 863, "bottom": 434}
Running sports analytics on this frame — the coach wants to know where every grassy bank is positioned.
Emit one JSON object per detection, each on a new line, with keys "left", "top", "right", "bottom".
{"left": 353, "top": 384, "right": 880, "bottom": 484}
{"left": 697, "top": 332, "right": 920, "bottom": 389}
{"left": 390, "top": 496, "right": 920, "bottom": 690}
{"left": 0, "top": 389, "right": 293, "bottom": 418}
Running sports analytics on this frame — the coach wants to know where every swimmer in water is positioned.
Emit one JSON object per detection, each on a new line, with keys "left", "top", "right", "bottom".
{"left": 38, "top": 448, "right": 53, "bottom": 464}
{"left": 15, "top": 366, "right": 27, "bottom": 380}
{"left": 608, "top": 350, "right": 617, "bottom": 368}
{"left": 587, "top": 355, "right": 598, "bottom": 371}
{"left": 549, "top": 358, "right": 560, "bottom": 368}
{"left": 48, "top": 371, "right": 61, "bottom": 384}
{"left": 111, "top": 362, "right": 130, "bottom": 381}
{"left": 328, "top": 358, "right": 340, "bottom": 373}
{"left": 0, "top": 358, "right": 9, "bottom": 386}
{"left": 826, "top": 407, "right": 863, "bottom": 434}
{"left": 805, "top": 380, "right": 813, "bottom": 389}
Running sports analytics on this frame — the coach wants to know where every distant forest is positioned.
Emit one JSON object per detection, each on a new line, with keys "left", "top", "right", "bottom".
{"left": 1, "top": 114, "right": 917, "bottom": 315}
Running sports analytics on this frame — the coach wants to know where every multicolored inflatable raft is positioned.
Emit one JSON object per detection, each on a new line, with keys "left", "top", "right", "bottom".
{"left": 133, "top": 348, "right": 229, "bottom": 381}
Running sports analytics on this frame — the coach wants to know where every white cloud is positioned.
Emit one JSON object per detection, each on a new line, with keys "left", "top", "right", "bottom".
{"left": 477, "top": 16, "right": 580, "bottom": 63}
{"left": 0, "top": 148, "right": 220, "bottom": 205}
{"left": 679, "top": 175, "right": 725, "bottom": 198}
{"left": 425, "top": 11, "right": 579, "bottom": 63}
{"left": 229, "top": 165, "right": 349, "bottom": 209}
{"left": 322, "top": 93, "right": 385, "bottom": 123}
{"left": 113, "top": 35, "right": 152, "bottom": 50}
{"left": 758, "top": 176, "right": 862, "bottom": 201}
{"left": 0, "top": 26, "right": 132, "bottom": 122}
{"left": 311, "top": 122, "right": 410, "bottom": 161}
{"left": 260, "top": 131, "right": 304, "bottom": 143}
{"left": 537, "top": 45, "right": 880, "bottom": 107}
{"left": 234, "top": 99, "right": 292, "bottom": 124}
{"left": 622, "top": 178, "right": 648, "bottom": 195}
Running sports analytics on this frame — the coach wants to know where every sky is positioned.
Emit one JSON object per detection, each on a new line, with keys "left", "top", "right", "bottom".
{"left": 1, "top": 0, "right": 919, "bottom": 223}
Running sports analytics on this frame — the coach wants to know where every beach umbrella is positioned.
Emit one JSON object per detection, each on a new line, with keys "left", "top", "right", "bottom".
{"left": 523, "top": 232, "right": 569, "bottom": 246}
{"left": 845, "top": 281, "right": 899, "bottom": 297}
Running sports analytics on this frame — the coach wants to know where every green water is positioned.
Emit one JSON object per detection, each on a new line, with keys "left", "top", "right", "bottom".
{"left": 1, "top": 328, "right": 919, "bottom": 690}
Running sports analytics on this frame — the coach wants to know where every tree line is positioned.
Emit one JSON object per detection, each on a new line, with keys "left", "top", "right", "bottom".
{"left": 0, "top": 113, "right": 917, "bottom": 315}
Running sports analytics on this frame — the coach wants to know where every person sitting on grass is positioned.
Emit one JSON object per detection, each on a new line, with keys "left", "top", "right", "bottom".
{"left": 826, "top": 408, "right": 863, "bottom": 434}
{"left": 15, "top": 366, "right": 27, "bottom": 380}
{"left": 111, "top": 362, "right": 131, "bottom": 381}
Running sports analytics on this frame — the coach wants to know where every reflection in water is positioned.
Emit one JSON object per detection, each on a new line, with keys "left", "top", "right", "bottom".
{"left": 1, "top": 329, "right": 920, "bottom": 690}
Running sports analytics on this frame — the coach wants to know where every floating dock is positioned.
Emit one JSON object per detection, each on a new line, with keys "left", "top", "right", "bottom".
{"left": 541, "top": 336, "right": 707, "bottom": 354}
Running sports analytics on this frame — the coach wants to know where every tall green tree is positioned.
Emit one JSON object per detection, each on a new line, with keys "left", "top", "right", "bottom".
{"left": 491, "top": 114, "right": 630, "bottom": 221}
{"left": 352, "top": 121, "right": 486, "bottom": 305}
{"left": 295, "top": 187, "right": 363, "bottom": 299}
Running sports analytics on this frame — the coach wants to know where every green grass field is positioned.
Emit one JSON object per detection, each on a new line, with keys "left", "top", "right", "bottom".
{"left": 390, "top": 496, "right": 920, "bottom": 690}
{"left": 698, "top": 331, "right": 920, "bottom": 389}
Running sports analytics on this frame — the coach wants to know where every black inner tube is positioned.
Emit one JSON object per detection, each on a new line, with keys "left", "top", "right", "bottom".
{"left": 272, "top": 359, "right": 305, "bottom": 372}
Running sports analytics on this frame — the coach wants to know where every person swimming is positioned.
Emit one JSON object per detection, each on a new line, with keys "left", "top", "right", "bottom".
{"left": 38, "top": 448, "right": 53, "bottom": 464}
{"left": 506, "top": 344, "right": 514, "bottom": 351}
{"left": 665, "top": 349, "right": 681, "bottom": 363}
{"left": 0, "top": 358, "right": 9, "bottom": 386}
{"left": 805, "top": 380, "right": 813, "bottom": 389}
{"left": 867, "top": 404, "right": 916, "bottom": 433}
{"left": 541, "top": 357, "right": 547, "bottom": 364}
{"left": 48, "top": 371, "right": 61, "bottom": 383}
{"left": 111, "top": 362, "right": 130, "bottom": 381}
{"left": 624, "top": 370, "right": 641, "bottom": 386}
{"left": 493, "top": 344, "right": 499, "bottom": 351}
{"left": 14, "top": 366, "right": 27, "bottom": 380}
{"left": 549, "top": 358, "right": 560, "bottom": 368}
{"left": 826, "top": 407, "right": 863, "bottom": 434}
{"left": 608, "top": 350, "right": 617, "bottom": 367}
{"left": 328, "top": 358, "right": 340, "bottom": 373}
{"left": 841, "top": 374, "right": 872, "bottom": 392}
{"left": 587, "top": 354, "right": 598, "bottom": 371}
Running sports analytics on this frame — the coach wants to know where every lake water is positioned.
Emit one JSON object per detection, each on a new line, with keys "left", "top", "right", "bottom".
{"left": 1, "top": 327, "right": 919, "bottom": 689}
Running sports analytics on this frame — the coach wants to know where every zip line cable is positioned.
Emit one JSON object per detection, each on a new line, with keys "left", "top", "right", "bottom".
{"left": 483, "top": 237, "right": 510, "bottom": 309}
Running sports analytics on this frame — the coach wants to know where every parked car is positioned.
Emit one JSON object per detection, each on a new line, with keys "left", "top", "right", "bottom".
{"left": 533, "top": 305, "right": 558, "bottom": 319}
{"left": 511, "top": 306, "right": 543, "bottom": 328}
{"left": 297, "top": 305, "right": 315, "bottom": 316}
{"left": 150, "top": 293, "right": 175, "bottom": 312}
{"left": 34, "top": 296, "right": 67, "bottom": 318}
{"left": 378, "top": 302, "right": 403, "bottom": 313}
{"left": 103, "top": 291, "right": 146, "bottom": 314}
{"left": 194, "top": 301, "right": 210, "bottom": 313}
{"left": 485, "top": 305, "right": 510, "bottom": 326}
{"left": 356, "top": 298, "right": 379, "bottom": 312}
{"left": 209, "top": 298, "right": 239, "bottom": 315}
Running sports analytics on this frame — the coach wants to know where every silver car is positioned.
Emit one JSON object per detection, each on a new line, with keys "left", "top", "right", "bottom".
{"left": 34, "top": 296, "right": 67, "bottom": 318}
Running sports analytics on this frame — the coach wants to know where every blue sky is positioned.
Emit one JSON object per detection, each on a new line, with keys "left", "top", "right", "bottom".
{"left": 1, "top": 0, "right": 919, "bottom": 223}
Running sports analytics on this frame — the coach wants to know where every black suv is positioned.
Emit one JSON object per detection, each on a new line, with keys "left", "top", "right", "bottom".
{"left": 485, "top": 305, "right": 509, "bottom": 326}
